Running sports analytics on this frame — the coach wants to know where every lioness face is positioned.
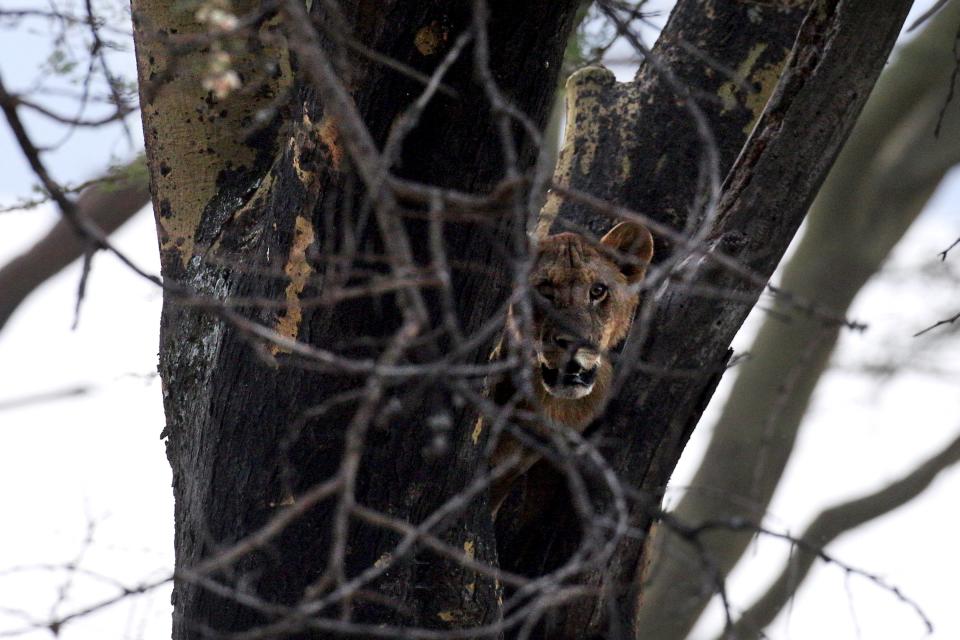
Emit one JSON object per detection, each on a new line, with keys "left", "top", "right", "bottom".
{"left": 528, "top": 222, "right": 653, "bottom": 400}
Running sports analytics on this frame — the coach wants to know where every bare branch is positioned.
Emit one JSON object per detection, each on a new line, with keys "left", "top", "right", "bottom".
{"left": 722, "top": 429, "right": 960, "bottom": 638}
{"left": 914, "top": 309, "right": 960, "bottom": 337}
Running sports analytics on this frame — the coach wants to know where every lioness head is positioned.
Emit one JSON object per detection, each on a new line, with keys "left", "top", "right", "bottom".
{"left": 527, "top": 221, "right": 654, "bottom": 406}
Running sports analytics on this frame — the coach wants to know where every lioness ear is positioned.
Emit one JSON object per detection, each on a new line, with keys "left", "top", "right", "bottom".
{"left": 600, "top": 221, "right": 654, "bottom": 283}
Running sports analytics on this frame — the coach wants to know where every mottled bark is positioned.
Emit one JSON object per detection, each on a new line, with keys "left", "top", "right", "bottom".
{"left": 640, "top": 4, "right": 960, "bottom": 637}
{"left": 498, "top": 0, "right": 810, "bottom": 613}
{"left": 132, "top": 0, "right": 579, "bottom": 636}
{"left": 497, "top": 0, "right": 914, "bottom": 638}
{"left": 132, "top": 0, "right": 918, "bottom": 637}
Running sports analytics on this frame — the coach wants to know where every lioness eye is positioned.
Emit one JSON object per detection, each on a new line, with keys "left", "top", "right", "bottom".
{"left": 590, "top": 283, "right": 608, "bottom": 301}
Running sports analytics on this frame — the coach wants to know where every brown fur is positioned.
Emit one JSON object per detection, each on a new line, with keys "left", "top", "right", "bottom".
{"left": 488, "top": 222, "right": 653, "bottom": 514}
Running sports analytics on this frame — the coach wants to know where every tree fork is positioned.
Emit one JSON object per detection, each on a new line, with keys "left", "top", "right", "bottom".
{"left": 497, "top": 0, "right": 811, "bottom": 594}
{"left": 498, "top": 0, "right": 915, "bottom": 638}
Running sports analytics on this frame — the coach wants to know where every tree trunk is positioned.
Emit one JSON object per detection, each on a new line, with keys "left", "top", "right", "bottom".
{"left": 132, "top": 0, "right": 914, "bottom": 637}
{"left": 132, "top": 0, "right": 579, "bottom": 636}
{"left": 637, "top": 4, "right": 960, "bottom": 636}
{"left": 496, "top": 0, "right": 811, "bottom": 626}
{"left": 498, "top": 0, "right": 914, "bottom": 637}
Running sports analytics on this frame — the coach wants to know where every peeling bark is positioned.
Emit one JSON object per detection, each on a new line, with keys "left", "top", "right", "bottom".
{"left": 497, "top": 1, "right": 914, "bottom": 638}
{"left": 498, "top": 0, "right": 810, "bottom": 601}
{"left": 131, "top": 0, "right": 915, "bottom": 637}
{"left": 133, "top": 0, "right": 289, "bottom": 273}
{"left": 133, "top": 0, "right": 579, "bottom": 636}
{"left": 639, "top": 4, "right": 960, "bottom": 635}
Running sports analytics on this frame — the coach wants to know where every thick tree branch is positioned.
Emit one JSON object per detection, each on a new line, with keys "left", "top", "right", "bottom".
{"left": 0, "top": 158, "right": 150, "bottom": 331}
{"left": 724, "top": 428, "right": 960, "bottom": 639}
{"left": 501, "top": 1, "right": 915, "bottom": 637}
{"left": 497, "top": 0, "right": 811, "bottom": 632}
{"left": 639, "top": 4, "right": 960, "bottom": 635}
{"left": 497, "top": 0, "right": 811, "bottom": 589}
{"left": 1, "top": 73, "right": 161, "bottom": 326}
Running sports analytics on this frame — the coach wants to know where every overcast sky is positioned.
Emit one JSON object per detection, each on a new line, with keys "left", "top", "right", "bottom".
{"left": 1, "top": 2, "right": 958, "bottom": 639}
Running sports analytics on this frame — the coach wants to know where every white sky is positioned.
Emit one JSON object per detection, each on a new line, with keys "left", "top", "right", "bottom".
{"left": 1, "top": 1, "right": 959, "bottom": 639}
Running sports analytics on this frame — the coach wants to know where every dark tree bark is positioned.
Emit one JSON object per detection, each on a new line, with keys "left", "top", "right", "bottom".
{"left": 497, "top": 0, "right": 914, "bottom": 637}
{"left": 133, "top": 0, "right": 580, "bottom": 636}
{"left": 497, "top": 0, "right": 811, "bottom": 605}
{"left": 638, "top": 4, "right": 960, "bottom": 635}
{"left": 131, "top": 0, "right": 913, "bottom": 637}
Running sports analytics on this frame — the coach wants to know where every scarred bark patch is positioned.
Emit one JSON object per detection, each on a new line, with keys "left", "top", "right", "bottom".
{"left": 272, "top": 215, "right": 315, "bottom": 353}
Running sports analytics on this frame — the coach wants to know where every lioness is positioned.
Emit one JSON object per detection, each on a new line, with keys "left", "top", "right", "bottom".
{"left": 488, "top": 221, "right": 654, "bottom": 514}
